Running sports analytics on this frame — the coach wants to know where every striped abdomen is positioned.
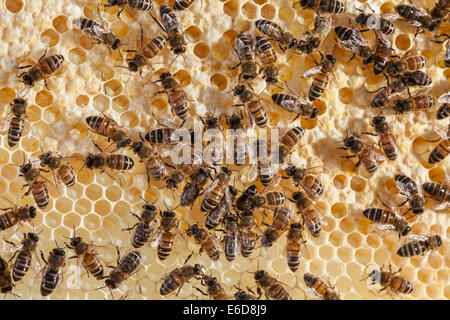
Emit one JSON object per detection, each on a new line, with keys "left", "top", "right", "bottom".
{"left": 404, "top": 71, "right": 432, "bottom": 86}
{"left": 38, "top": 54, "right": 64, "bottom": 75}
{"left": 12, "top": 251, "right": 31, "bottom": 282}
{"left": 146, "top": 156, "right": 165, "bottom": 180}
{"left": 57, "top": 163, "right": 75, "bottom": 187}
{"left": 422, "top": 182, "right": 450, "bottom": 202}
{"left": 106, "top": 154, "right": 134, "bottom": 170}
{"left": 0, "top": 211, "right": 19, "bottom": 231}
{"left": 83, "top": 253, "right": 104, "bottom": 280}
{"left": 404, "top": 56, "right": 427, "bottom": 72}
{"left": 309, "top": 71, "right": 329, "bottom": 101}
{"left": 281, "top": 126, "right": 305, "bottom": 148}
{"left": 266, "top": 284, "right": 290, "bottom": 300}
{"left": 86, "top": 116, "right": 116, "bottom": 137}
{"left": 302, "top": 175, "right": 324, "bottom": 200}
{"left": 378, "top": 18, "right": 395, "bottom": 35}
{"left": 286, "top": 242, "right": 301, "bottom": 272}
{"left": 202, "top": 236, "right": 221, "bottom": 261}
{"left": 142, "top": 36, "right": 166, "bottom": 59}
{"left": 174, "top": 0, "right": 195, "bottom": 10}
{"left": 397, "top": 240, "right": 429, "bottom": 257}
{"left": 224, "top": 234, "right": 239, "bottom": 261}
{"left": 160, "top": 271, "right": 182, "bottom": 295}
{"left": 255, "top": 36, "right": 277, "bottom": 65}
{"left": 247, "top": 100, "right": 267, "bottom": 128}
{"left": 132, "top": 222, "right": 154, "bottom": 248}
{"left": 320, "top": 0, "right": 346, "bottom": 14}
{"left": 266, "top": 191, "right": 286, "bottom": 207}
{"left": 363, "top": 208, "right": 397, "bottom": 225}
{"left": 335, "top": 26, "right": 354, "bottom": 41}
{"left": 146, "top": 128, "right": 177, "bottom": 145}
{"left": 167, "top": 89, "right": 188, "bottom": 120}
{"left": 41, "top": 269, "right": 60, "bottom": 296}
{"left": 128, "top": 0, "right": 153, "bottom": 11}
{"left": 374, "top": 45, "right": 391, "bottom": 75}
{"left": 255, "top": 20, "right": 283, "bottom": 42}
{"left": 437, "top": 104, "right": 450, "bottom": 119}
{"left": 301, "top": 209, "right": 321, "bottom": 237}
{"left": 361, "top": 147, "right": 379, "bottom": 173}
{"left": 31, "top": 180, "right": 49, "bottom": 209}
{"left": 158, "top": 232, "right": 174, "bottom": 260}
{"left": 119, "top": 251, "right": 141, "bottom": 274}
{"left": 241, "top": 230, "right": 257, "bottom": 257}
{"left": 258, "top": 162, "right": 273, "bottom": 186}
{"left": 395, "top": 5, "right": 422, "bottom": 20}
{"left": 201, "top": 182, "right": 227, "bottom": 212}
{"left": 390, "top": 277, "right": 414, "bottom": 294}
{"left": 271, "top": 207, "right": 290, "bottom": 231}
{"left": 429, "top": 139, "right": 450, "bottom": 164}
{"left": 380, "top": 133, "right": 398, "bottom": 160}
{"left": 7, "top": 117, "right": 24, "bottom": 147}
{"left": 304, "top": 273, "right": 337, "bottom": 300}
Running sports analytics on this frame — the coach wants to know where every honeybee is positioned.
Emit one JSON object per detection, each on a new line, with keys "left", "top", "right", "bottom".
{"left": 222, "top": 214, "right": 240, "bottom": 262}
{"left": 395, "top": 174, "right": 425, "bottom": 215}
{"left": 254, "top": 270, "right": 291, "bottom": 300}
{"left": 260, "top": 206, "right": 292, "bottom": 247}
{"left": 248, "top": 139, "right": 279, "bottom": 188}
{"left": 145, "top": 127, "right": 183, "bottom": 145}
{"left": 339, "top": 132, "right": 385, "bottom": 174}
{"left": 397, "top": 235, "right": 442, "bottom": 258}
{"left": 4, "top": 232, "right": 40, "bottom": 283}
{"left": 0, "top": 256, "right": 13, "bottom": 295}
{"left": 125, "top": 33, "right": 166, "bottom": 73}
{"left": 104, "top": 249, "right": 141, "bottom": 291}
{"left": 365, "top": 265, "right": 414, "bottom": 296}
{"left": 173, "top": 0, "right": 196, "bottom": 11}
{"left": 303, "top": 53, "right": 336, "bottom": 101}
{"left": 231, "top": 34, "right": 258, "bottom": 82}
{"left": 247, "top": 190, "right": 287, "bottom": 210}
{"left": 75, "top": 17, "right": 122, "bottom": 52}
{"left": 236, "top": 185, "right": 258, "bottom": 212}
{"left": 160, "top": 262, "right": 203, "bottom": 296}
{"left": 363, "top": 115, "right": 398, "bottom": 161}
{"left": 431, "top": 0, "right": 450, "bottom": 20}
{"left": 255, "top": 19, "right": 297, "bottom": 51}
{"left": 372, "top": 31, "right": 393, "bottom": 75}
{"left": 278, "top": 126, "right": 306, "bottom": 164}
{"left": 291, "top": 191, "right": 325, "bottom": 238}
{"left": 386, "top": 51, "right": 427, "bottom": 77}
{"left": 200, "top": 167, "right": 232, "bottom": 213}
{"left": 152, "top": 210, "right": 184, "bottom": 261}
{"left": 19, "top": 160, "right": 50, "bottom": 209}
{"left": 155, "top": 72, "right": 189, "bottom": 122}
{"left": 145, "top": 151, "right": 168, "bottom": 183}
{"left": 232, "top": 84, "right": 268, "bottom": 128}
{"left": 428, "top": 124, "right": 450, "bottom": 164}
{"left": 39, "top": 151, "right": 76, "bottom": 188}
{"left": 0, "top": 202, "right": 37, "bottom": 232}
{"left": 200, "top": 114, "right": 224, "bottom": 166}
{"left": 285, "top": 223, "right": 306, "bottom": 272}
{"left": 84, "top": 142, "right": 134, "bottom": 172}
{"left": 335, "top": 25, "right": 373, "bottom": 64}
{"left": 272, "top": 92, "right": 318, "bottom": 120}
{"left": 354, "top": 7, "right": 398, "bottom": 35}
{"left": 422, "top": 182, "right": 449, "bottom": 210}
{"left": 255, "top": 36, "right": 279, "bottom": 85}
{"left": 283, "top": 165, "right": 324, "bottom": 200}
{"left": 395, "top": 5, "right": 440, "bottom": 33}
{"left": 437, "top": 92, "right": 450, "bottom": 119}
{"left": 152, "top": 5, "right": 186, "bottom": 55}
{"left": 297, "top": 0, "right": 346, "bottom": 14}
{"left": 225, "top": 113, "right": 247, "bottom": 165}
{"left": 180, "top": 167, "right": 210, "bottom": 207}
{"left": 66, "top": 232, "right": 104, "bottom": 280}
{"left": 104, "top": 0, "right": 153, "bottom": 17}
{"left": 123, "top": 202, "right": 157, "bottom": 248}
{"left": 297, "top": 16, "right": 332, "bottom": 54}
{"left": 1, "top": 95, "right": 28, "bottom": 148}
{"left": 86, "top": 115, "right": 131, "bottom": 150}
{"left": 186, "top": 224, "right": 221, "bottom": 261}
{"left": 17, "top": 50, "right": 64, "bottom": 89}
{"left": 391, "top": 93, "right": 435, "bottom": 115}
{"left": 234, "top": 287, "right": 262, "bottom": 300}
{"left": 206, "top": 186, "right": 237, "bottom": 229}
{"left": 40, "top": 247, "right": 66, "bottom": 296}
{"left": 240, "top": 210, "right": 261, "bottom": 258}
{"left": 198, "top": 275, "right": 229, "bottom": 300}
{"left": 304, "top": 273, "right": 340, "bottom": 300}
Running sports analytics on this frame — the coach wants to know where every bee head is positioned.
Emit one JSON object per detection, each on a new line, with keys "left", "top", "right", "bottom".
{"left": 21, "top": 74, "right": 34, "bottom": 86}
{"left": 20, "top": 163, "right": 31, "bottom": 174}
{"left": 254, "top": 270, "right": 266, "bottom": 281}
{"left": 27, "top": 232, "right": 39, "bottom": 243}
{"left": 28, "top": 206, "right": 37, "bottom": 219}
{"left": 292, "top": 191, "right": 304, "bottom": 201}
{"left": 355, "top": 13, "right": 367, "bottom": 26}
{"left": 111, "top": 39, "right": 121, "bottom": 50}
{"left": 70, "top": 236, "right": 83, "bottom": 247}
{"left": 143, "top": 203, "right": 156, "bottom": 212}
{"left": 233, "top": 85, "right": 246, "bottom": 96}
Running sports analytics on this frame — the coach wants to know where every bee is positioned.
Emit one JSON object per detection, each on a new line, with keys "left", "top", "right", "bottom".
{"left": 395, "top": 5, "right": 440, "bottom": 33}
{"left": 39, "top": 151, "right": 76, "bottom": 188}
{"left": 431, "top": 0, "right": 450, "bottom": 20}
{"left": 334, "top": 25, "right": 373, "bottom": 64}
{"left": 445, "top": 39, "right": 450, "bottom": 68}
{"left": 255, "top": 19, "right": 297, "bottom": 51}
{"left": 437, "top": 92, "right": 450, "bottom": 119}
{"left": 297, "top": 16, "right": 332, "bottom": 54}
{"left": 145, "top": 127, "right": 182, "bottom": 145}
{"left": 362, "top": 115, "right": 398, "bottom": 161}
{"left": 4, "top": 232, "right": 39, "bottom": 282}
{"left": 422, "top": 182, "right": 449, "bottom": 210}
{"left": 0, "top": 256, "right": 13, "bottom": 295}
{"left": 397, "top": 235, "right": 442, "bottom": 257}
{"left": 83, "top": 142, "right": 134, "bottom": 172}
{"left": 234, "top": 287, "right": 262, "bottom": 300}
{"left": 297, "top": 0, "right": 346, "bottom": 14}
{"left": 206, "top": 186, "right": 237, "bottom": 230}
{"left": 428, "top": 124, "right": 450, "bottom": 164}
{"left": 222, "top": 214, "right": 240, "bottom": 262}
{"left": 304, "top": 273, "right": 340, "bottom": 300}
{"left": 386, "top": 51, "right": 427, "bottom": 77}
{"left": 186, "top": 224, "right": 221, "bottom": 261}
{"left": 75, "top": 17, "right": 122, "bottom": 52}
{"left": 247, "top": 190, "right": 287, "bottom": 210}
{"left": 126, "top": 34, "right": 166, "bottom": 73}
{"left": 231, "top": 34, "right": 258, "bottom": 82}
{"left": 272, "top": 92, "right": 318, "bottom": 120}
{"left": 180, "top": 167, "right": 210, "bottom": 207}
{"left": 236, "top": 185, "right": 258, "bottom": 212}
{"left": 253, "top": 139, "right": 278, "bottom": 188}
{"left": 160, "top": 262, "right": 203, "bottom": 296}
{"left": 240, "top": 210, "right": 260, "bottom": 258}
{"left": 66, "top": 233, "right": 104, "bottom": 280}
{"left": 372, "top": 31, "right": 393, "bottom": 75}
{"left": 104, "top": 0, "right": 153, "bottom": 17}
{"left": 232, "top": 84, "right": 268, "bottom": 128}
{"left": 339, "top": 132, "right": 385, "bottom": 174}
{"left": 17, "top": 51, "right": 64, "bottom": 89}
{"left": 255, "top": 36, "right": 279, "bottom": 85}
{"left": 291, "top": 191, "right": 324, "bottom": 238}
{"left": 1, "top": 95, "right": 28, "bottom": 148}
{"left": 278, "top": 126, "right": 306, "bottom": 164}
{"left": 200, "top": 114, "right": 224, "bottom": 165}
{"left": 145, "top": 151, "right": 168, "bottom": 182}
{"left": 391, "top": 94, "right": 435, "bottom": 115}
{"left": 365, "top": 265, "right": 414, "bottom": 295}
{"left": 152, "top": 5, "right": 186, "bottom": 55}
{"left": 19, "top": 161, "right": 50, "bottom": 209}
{"left": 123, "top": 203, "right": 157, "bottom": 248}
{"left": 173, "top": 0, "right": 196, "bottom": 11}
{"left": 261, "top": 206, "right": 291, "bottom": 247}
{"left": 104, "top": 249, "right": 141, "bottom": 291}
{"left": 165, "top": 169, "right": 185, "bottom": 191}
{"left": 152, "top": 210, "right": 183, "bottom": 261}
{"left": 226, "top": 113, "right": 247, "bottom": 165}
{"left": 283, "top": 165, "right": 324, "bottom": 200}
{"left": 199, "top": 275, "right": 229, "bottom": 300}
{"left": 86, "top": 115, "right": 131, "bottom": 150}
{"left": 395, "top": 174, "right": 425, "bottom": 215}
{"left": 303, "top": 53, "right": 336, "bottom": 101}
{"left": 155, "top": 72, "right": 189, "bottom": 122}
{"left": 201, "top": 167, "right": 232, "bottom": 213}
{"left": 354, "top": 7, "right": 398, "bottom": 35}
{"left": 40, "top": 247, "right": 66, "bottom": 296}
{"left": 254, "top": 270, "right": 291, "bottom": 300}
{"left": 0, "top": 203, "right": 36, "bottom": 232}
{"left": 285, "top": 223, "right": 306, "bottom": 272}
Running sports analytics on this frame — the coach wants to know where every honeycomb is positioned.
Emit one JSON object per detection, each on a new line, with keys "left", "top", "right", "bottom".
{"left": 0, "top": 0, "right": 448, "bottom": 300}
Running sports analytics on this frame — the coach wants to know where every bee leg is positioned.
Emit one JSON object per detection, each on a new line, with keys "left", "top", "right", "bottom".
{"left": 122, "top": 223, "right": 138, "bottom": 232}
{"left": 341, "top": 155, "right": 356, "bottom": 159}
{"left": 16, "top": 65, "right": 33, "bottom": 70}
{"left": 361, "top": 132, "right": 377, "bottom": 136}
{"left": 115, "top": 246, "right": 121, "bottom": 265}
{"left": 229, "top": 63, "right": 241, "bottom": 71}
{"left": 40, "top": 251, "right": 48, "bottom": 265}
{"left": 353, "top": 158, "right": 361, "bottom": 170}
{"left": 43, "top": 78, "right": 49, "bottom": 91}
{"left": 194, "top": 287, "right": 208, "bottom": 296}
{"left": 348, "top": 53, "right": 356, "bottom": 63}
{"left": 117, "top": 8, "right": 124, "bottom": 18}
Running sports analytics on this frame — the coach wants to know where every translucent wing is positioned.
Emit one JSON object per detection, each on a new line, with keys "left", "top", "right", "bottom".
{"left": 76, "top": 18, "right": 110, "bottom": 44}
{"left": 433, "top": 125, "right": 450, "bottom": 139}
{"left": 234, "top": 34, "right": 255, "bottom": 61}
{"left": 303, "top": 65, "right": 323, "bottom": 78}
{"left": 381, "top": 13, "right": 399, "bottom": 21}
{"left": 174, "top": 227, "right": 188, "bottom": 251}
{"left": 433, "top": 202, "right": 450, "bottom": 211}
{"left": 247, "top": 164, "right": 258, "bottom": 182}
{"left": 311, "top": 15, "right": 332, "bottom": 39}
{"left": 0, "top": 112, "right": 13, "bottom": 133}
{"left": 375, "top": 30, "right": 391, "bottom": 48}
{"left": 161, "top": 10, "right": 183, "bottom": 37}
{"left": 339, "top": 39, "right": 362, "bottom": 54}
{"left": 150, "top": 227, "right": 163, "bottom": 248}
{"left": 395, "top": 176, "right": 418, "bottom": 199}
{"left": 277, "top": 94, "right": 310, "bottom": 114}
{"left": 404, "top": 233, "right": 430, "bottom": 242}
{"left": 367, "top": 145, "right": 386, "bottom": 162}
{"left": 201, "top": 177, "right": 220, "bottom": 199}
{"left": 438, "top": 92, "right": 450, "bottom": 104}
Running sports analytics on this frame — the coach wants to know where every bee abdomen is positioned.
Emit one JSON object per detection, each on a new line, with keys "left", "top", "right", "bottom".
{"left": 7, "top": 117, "right": 25, "bottom": 147}
{"left": 41, "top": 54, "right": 64, "bottom": 75}
{"left": 267, "top": 284, "right": 290, "bottom": 300}
{"left": 12, "top": 251, "right": 31, "bottom": 282}
{"left": 41, "top": 269, "right": 60, "bottom": 296}
{"left": 380, "top": 19, "right": 395, "bottom": 35}
{"left": 106, "top": 155, "right": 134, "bottom": 170}
{"left": 397, "top": 241, "right": 426, "bottom": 257}
{"left": 174, "top": 0, "right": 195, "bottom": 10}
{"left": 129, "top": 0, "right": 153, "bottom": 11}
{"left": 286, "top": 242, "right": 301, "bottom": 272}
{"left": 248, "top": 100, "right": 267, "bottom": 128}
{"left": 422, "top": 182, "right": 449, "bottom": 202}
{"left": 143, "top": 36, "right": 166, "bottom": 58}
{"left": 321, "top": 0, "right": 346, "bottom": 14}
{"left": 363, "top": 208, "right": 394, "bottom": 225}
{"left": 429, "top": 140, "right": 450, "bottom": 164}
{"left": 31, "top": 181, "right": 49, "bottom": 209}
{"left": 58, "top": 164, "right": 75, "bottom": 187}
{"left": 309, "top": 72, "right": 328, "bottom": 101}
{"left": 437, "top": 104, "right": 450, "bottom": 119}
{"left": 0, "top": 212, "right": 15, "bottom": 230}
{"left": 160, "top": 274, "right": 180, "bottom": 295}
{"left": 381, "top": 134, "right": 399, "bottom": 160}
{"left": 391, "top": 277, "right": 414, "bottom": 294}
{"left": 132, "top": 224, "right": 152, "bottom": 248}
{"left": 158, "top": 233, "right": 173, "bottom": 260}
{"left": 84, "top": 253, "right": 104, "bottom": 279}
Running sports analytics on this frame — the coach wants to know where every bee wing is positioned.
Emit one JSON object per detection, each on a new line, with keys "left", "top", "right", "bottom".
{"left": 432, "top": 125, "right": 450, "bottom": 139}
{"left": 404, "top": 233, "right": 430, "bottom": 242}
{"left": 202, "top": 177, "right": 220, "bottom": 199}
{"left": 150, "top": 227, "right": 163, "bottom": 248}
{"left": 375, "top": 30, "right": 391, "bottom": 48}
{"left": 161, "top": 10, "right": 182, "bottom": 37}
{"left": 0, "top": 112, "right": 14, "bottom": 133}
{"left": 312, "top": 15, "right": 332, "bottom": 38}
{"left": 263, "top": 173, "right": 281, "bottom": 191}
{"left": 247, "top": 164, "right": 258, "bottom": 182}
{"left": 438, "top": 92, "right": 450, "bottom": 104}
{"left": 76, "top": 18, "right": 109, "bottom": 43}
{"left": 395, "top": 177, "right": 417, "bottom": 199}
{"left": 380, "top": 12, "right": 399, "bottom": 21}
{"left": 303, "top": 65, "right": 323, "bottom": 78}
{"left": 367, "top": 145, "right": 386, "bottom": 162}
{"left": 174, "top": 227, "right": 188, "bottom": 251}
{"left": 279, "top": 95, "right": 309, "bottom": 114}
{"left": 432, "top": 201, "right": 450, "bottom": 211}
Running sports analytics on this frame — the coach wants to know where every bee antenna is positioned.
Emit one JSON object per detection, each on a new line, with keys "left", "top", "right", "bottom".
{"left": 95, "top": 285, "right": 108, "bottom": 291}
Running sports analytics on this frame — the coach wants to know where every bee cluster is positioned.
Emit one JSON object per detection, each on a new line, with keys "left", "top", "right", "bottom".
{"left": 0, "top": 0, "right": 448, "bottom": 300}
